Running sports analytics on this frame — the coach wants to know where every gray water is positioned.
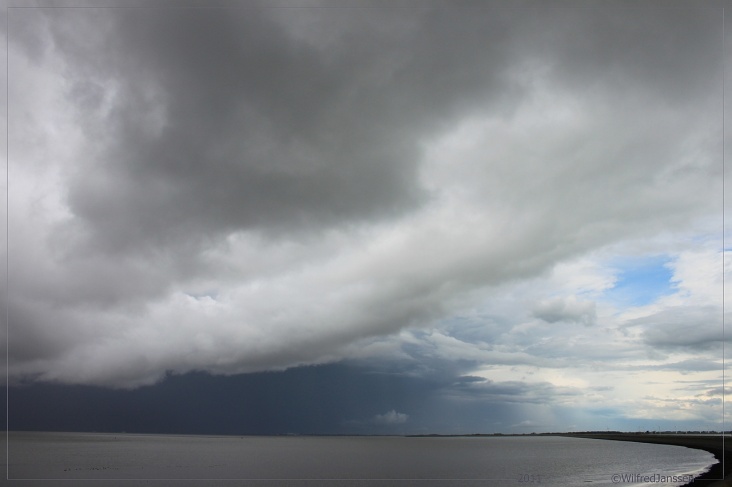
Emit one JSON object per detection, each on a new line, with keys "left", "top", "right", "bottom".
{"left": 4, "top": 432, "right": 717, "bottom": 486}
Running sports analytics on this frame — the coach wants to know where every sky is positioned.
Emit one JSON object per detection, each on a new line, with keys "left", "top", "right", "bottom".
{"left": 3, "top": 0, "right": 731, "bottom": 435}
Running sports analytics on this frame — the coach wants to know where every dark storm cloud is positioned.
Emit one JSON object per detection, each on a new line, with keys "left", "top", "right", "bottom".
{"left": 6, "top": 2, "right": 724, "bottom": 397}
{"left": 10, "top": 364, "right": 424, "bottom": 435}
{"left": 37, "top": 6, "right": 527, "bottom": 255}
{"left": 39, "top": 5, "right": 720, "bottom": 255}
{"left": 6, "top": 363, "right": 476, "bottom": 434}
{"left": 6, "top": 359, "right": 590, "bottom": 435}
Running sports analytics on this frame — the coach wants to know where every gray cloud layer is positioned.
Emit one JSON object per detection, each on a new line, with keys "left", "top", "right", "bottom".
{"left": 6, "top": 3, "right": 725, "bottom": 396}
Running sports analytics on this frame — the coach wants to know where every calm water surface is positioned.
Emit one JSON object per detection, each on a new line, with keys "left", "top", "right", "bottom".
{"left": 5, "top": 432, "right": 717, "bottom": 486}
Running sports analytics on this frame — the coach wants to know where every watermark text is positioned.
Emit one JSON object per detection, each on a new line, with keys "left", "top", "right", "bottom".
{"left": 611, "top": 473, "right": 695, "bottom": 484}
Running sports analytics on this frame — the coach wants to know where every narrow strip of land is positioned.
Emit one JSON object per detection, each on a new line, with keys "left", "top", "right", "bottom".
{"left": 563, "top": 434, "right": 731, "bottom": 486}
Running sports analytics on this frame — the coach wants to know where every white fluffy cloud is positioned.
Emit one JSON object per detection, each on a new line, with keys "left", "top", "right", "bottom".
{"left": 374, "top": 410, "right": 409, "bottom": 425}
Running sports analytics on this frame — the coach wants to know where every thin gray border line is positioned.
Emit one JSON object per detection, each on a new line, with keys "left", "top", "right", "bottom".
{"left": 1, "top": 4, "right": 727, "bottom": 485}
{"left": 723, "top": 4, "right": 726, "bottom": 480}
{"left": 5, "top": 2, "right": 9, "bottom": 482}
{"left": 1, "top": 4, "right": 723, "bottom": 9}
{"left": 7, "top": 479, "right": 521, "bottom": 482}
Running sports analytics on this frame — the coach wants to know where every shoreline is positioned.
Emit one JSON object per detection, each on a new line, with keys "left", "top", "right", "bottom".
{"left": 562, "top": 434, "right": 731, "bottom": 486}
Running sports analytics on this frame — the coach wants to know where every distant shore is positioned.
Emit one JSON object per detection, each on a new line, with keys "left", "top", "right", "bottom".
{"left": 561, "top": 434, "right": 731, "bottom": 487}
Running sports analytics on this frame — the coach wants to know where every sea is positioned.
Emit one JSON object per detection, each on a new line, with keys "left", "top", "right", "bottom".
{"left": 4, "top": 432, "right": 718, "bottom": 486}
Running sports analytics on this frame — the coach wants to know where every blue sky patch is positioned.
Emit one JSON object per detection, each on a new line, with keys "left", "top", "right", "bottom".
{"left": 603, "top": 255, "right": 674, "bottom": 308}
